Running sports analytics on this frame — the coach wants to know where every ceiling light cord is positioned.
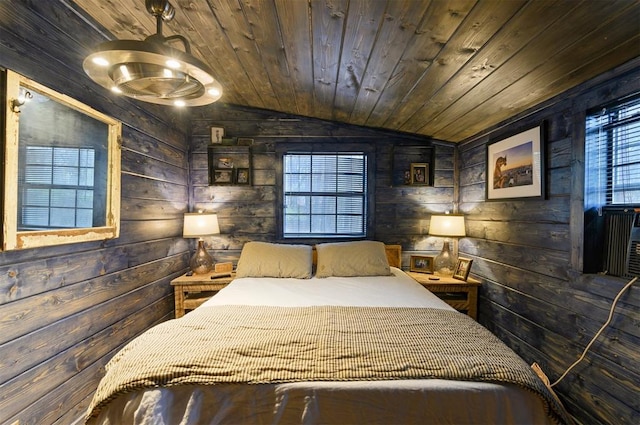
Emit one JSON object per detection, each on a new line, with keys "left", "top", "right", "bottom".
{"left": 550, "top": 276, "right": 637, "bottom": 388}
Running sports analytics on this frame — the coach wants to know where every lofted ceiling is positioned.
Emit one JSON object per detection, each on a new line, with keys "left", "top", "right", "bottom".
{"left": 72, "top": 0, "right": 640, "bottom": 142}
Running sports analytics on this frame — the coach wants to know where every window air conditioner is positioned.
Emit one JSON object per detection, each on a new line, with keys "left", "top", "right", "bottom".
{"left": 625, "top": 213, "right": 640, "bottom": 277}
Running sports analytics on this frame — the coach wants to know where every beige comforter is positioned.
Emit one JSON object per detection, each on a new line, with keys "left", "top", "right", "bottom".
{"left": 86, "top": 305, "right": 570, "bottom": 424}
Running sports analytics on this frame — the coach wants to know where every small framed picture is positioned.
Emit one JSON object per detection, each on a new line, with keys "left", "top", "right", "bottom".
{"left": 217, "top": 158, "right": 233, "bottom": 168}
{"left": 453, "top": 257, "right": 473, "bottom": 281}
{"left": 235, "top": 168, "right": 251, "bottom": 185}
{"left": 410, "top": 255, "right": 434, "bottom": 273}
{"left": 211, "top": 127, "right": 224, "bottom": 144}
{"left": 410, "top": 163, "right": 429, "bottom": 185}
{"left": 213, "top": 169, "right": 233, "bottom": 184}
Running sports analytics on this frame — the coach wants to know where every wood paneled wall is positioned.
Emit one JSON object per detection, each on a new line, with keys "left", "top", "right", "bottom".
{"left": 458, "top": 58, "right": 640, "bottom": 425}
{"left": 189, "top": 104, "right": 455, "bottom": 268}
{"left": 0, "top": 2, "right": 190, "bottom": 423}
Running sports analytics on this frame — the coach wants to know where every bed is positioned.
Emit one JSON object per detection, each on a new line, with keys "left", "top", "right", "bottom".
{"left": 86, "top": 241, "right": 570, "bottom": 425}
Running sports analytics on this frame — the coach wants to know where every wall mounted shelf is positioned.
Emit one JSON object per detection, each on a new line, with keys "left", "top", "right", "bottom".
{"left": 207, "top": 145, "right": 253, "bottom": 186}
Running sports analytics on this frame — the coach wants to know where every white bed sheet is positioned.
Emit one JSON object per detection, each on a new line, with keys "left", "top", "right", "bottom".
{"left": 88, "top": 268, "right": 554, "bottom": 425}
{"left": 201, "top": 267, "right": 454, "bottom": 309}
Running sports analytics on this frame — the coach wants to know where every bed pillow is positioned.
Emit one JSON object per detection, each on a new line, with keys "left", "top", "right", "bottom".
{"left": 315, "top": 241, "right": 392, "bottom": 278}
{"left": 235, "top": 242, "right": 313, "bottom": 278}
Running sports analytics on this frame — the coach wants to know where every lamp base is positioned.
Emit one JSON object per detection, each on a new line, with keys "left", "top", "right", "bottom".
{"left": 190, "top": 239, "right": 214, "bottom": 274}
{"left": 434, "top": 241, "right": 456, "bottom": 277}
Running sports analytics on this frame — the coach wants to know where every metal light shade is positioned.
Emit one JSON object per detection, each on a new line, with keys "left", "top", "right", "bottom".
{"left": 183, "top": 212, "right": 220, "bottom": 274}
{"left": 82, "top": 0, "right": 222, "bottom": 107}
{"left": 429, "top": 214, "right": 466, "bottom": 276}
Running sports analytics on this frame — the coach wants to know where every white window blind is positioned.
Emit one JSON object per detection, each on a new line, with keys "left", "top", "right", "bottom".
{"left": 19, "top": 146, "right": 95, "bottom": 229}
{"left": 283, "top": 152, "right": 367, "bottom": 238}
{"left": 585, "top": 95, "right": 640, "bottom": 207}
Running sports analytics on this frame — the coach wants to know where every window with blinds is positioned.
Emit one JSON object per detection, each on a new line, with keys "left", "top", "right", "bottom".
{"left": 585, "top": 95, "right": 640, "bottom": 207}
{"left": 283, "top": 152, "right": 367, "bottom": 238}
{"left": 19, "top": 146, "right": 96, "bottom": 229}
{"left": 584, "top": 94, "right": 640, "bottom": 276}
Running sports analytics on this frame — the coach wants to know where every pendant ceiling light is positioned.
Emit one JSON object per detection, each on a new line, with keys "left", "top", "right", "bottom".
{"left": 83, "top": 0, "right": 222, "bottom": 107}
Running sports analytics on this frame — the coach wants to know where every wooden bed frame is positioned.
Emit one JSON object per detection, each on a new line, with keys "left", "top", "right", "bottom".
{"left": 311, "top": 244, "right": 402, "bottom": 269}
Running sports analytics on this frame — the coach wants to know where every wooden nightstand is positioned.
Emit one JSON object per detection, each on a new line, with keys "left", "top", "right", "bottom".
{"left": 406, "top": 271, "right": 481, "bottom": 320}
{"left": 170, "top": 271, "right": 235, "bottom": 318}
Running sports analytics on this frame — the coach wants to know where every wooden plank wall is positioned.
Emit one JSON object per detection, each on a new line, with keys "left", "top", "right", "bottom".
{"left": 0, "top": 2, "right": 190, "bottom": 424}
{"left": 458, "top": 58, "right": 640, "bottom": 425}
{"left": 189, "top": 104, "right": 455, "bottom": 269}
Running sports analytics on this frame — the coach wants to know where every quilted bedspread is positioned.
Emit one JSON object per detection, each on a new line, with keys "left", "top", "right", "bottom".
{"left": 86, "top": 305, "right": 570, "bottom": 424}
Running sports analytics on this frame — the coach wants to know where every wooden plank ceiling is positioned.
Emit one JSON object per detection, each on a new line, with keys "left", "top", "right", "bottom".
{"left": 72, "top": 0, "right": 640, "bottom": 142}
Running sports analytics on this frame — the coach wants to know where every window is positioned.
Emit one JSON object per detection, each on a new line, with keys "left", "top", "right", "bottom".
{"left": 282, "top": 152, "right": 369, "bottom": 238}
{"left": 584, "top": 94, "right": 640, "bottom": 276}
{"left": 585, "top": 94, "right": 640, "bottom": 207}
{"left": 3, "top": 70, "right": 121, "bottom": 250}
{"left": 20, "top": 146, "right": 97, "bottom": 229}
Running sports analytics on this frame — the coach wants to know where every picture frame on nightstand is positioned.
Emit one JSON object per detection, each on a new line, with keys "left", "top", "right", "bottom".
{"left": 410, "top": 255, "right": 434, "bottom": 273}
{"left": 453, "top": 257, "right": 473, "bottom": 281}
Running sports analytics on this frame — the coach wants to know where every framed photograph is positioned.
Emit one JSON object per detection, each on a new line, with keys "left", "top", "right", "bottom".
{"left": 213, "top": 169, "right": 233, "bottom": 184}
{"left": 452, "top": 257, "right": 473, "bottom": 281}
{"left": 211, "top": 127, "right": 224, "bottom": 144}
{"left": 217, "top": 158, "right": 233, "bottom": 168}
{"left": 410, "top": 255, "right": 434, "bottom": 273}
{"left": 237, "top": 137, "right": 254, "bottom": 146}
{"left": 410, "top": 163, "right": 429, "bottom": 185}
{"left": 235, "top": 168, "right": 251, "bottom": 185}
{"left": 486, "top": 123, "right": 545, "bottom": 200}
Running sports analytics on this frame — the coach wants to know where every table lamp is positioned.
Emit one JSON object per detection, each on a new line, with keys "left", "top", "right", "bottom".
{"left": 429, "top": 214, "right": 466, "bottom": 276}
{"left": 183, "top": 212, "right": 220, "bottom": 274}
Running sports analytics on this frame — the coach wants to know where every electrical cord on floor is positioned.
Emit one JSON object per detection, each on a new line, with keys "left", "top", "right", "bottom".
{"left": 550, "top": 276, "right": 638, "bottom": 388}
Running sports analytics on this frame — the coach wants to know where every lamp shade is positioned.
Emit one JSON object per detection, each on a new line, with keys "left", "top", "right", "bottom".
{"left": 428, "top": 214, "right": 466, "bottom": 237}
{"left": 183, "top": 213, "right": 220, "bottom": 238}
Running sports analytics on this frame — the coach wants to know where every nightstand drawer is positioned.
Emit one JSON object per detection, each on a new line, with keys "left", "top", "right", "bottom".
{"left": 183, "top": 291, "right": 219, "bottom": 310}
{"left": 171, "top": 272, "right": 235, "bottom": 318}
{"left": 405, "top": 271, "right": 481, "bottom": 320}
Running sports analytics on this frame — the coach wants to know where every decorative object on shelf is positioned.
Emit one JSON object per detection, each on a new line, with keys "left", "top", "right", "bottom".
{"left": 215, "top": 262, "right": 234, "bottom": 273}
{"left": 211, "top": 127, "right": 224, "bottom": 144}
{"left": 183, "top": 212, "right": 220, "bottom": 274}
{"left": 429, "top": 214, "right": 466, "bottom": 277}
{"left": 391, "top": 143, "right": 434, "bottom": 187}
{"left": 486, "top": 123, "right": 545, "bottom": 201}
{"left": 217, "top": 158, "right": 233, "bottom": 168}
{"left": 410, "top": 163, "right": 429, "bottom": 185}
{"left": 410, "top": 255, "right": 434, "bottom": 273}
{"left": 453, "top": 257, "right": 473, "bottom": 281}
{"left": 213, "top": 169, "right": 233, "bottom": 184}
{"left": 235, "top": 168, "right": 251, "bottom": 185}
{"left": 237, "top": 138, "right": 254, "bottom": 146}
{"left": 83, "top": 0, "right": 222, "bottom": 107}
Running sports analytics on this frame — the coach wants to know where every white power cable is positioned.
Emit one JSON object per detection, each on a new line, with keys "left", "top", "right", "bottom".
{"left": 550, "top": 276, "right": 637, "bottom": 388}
